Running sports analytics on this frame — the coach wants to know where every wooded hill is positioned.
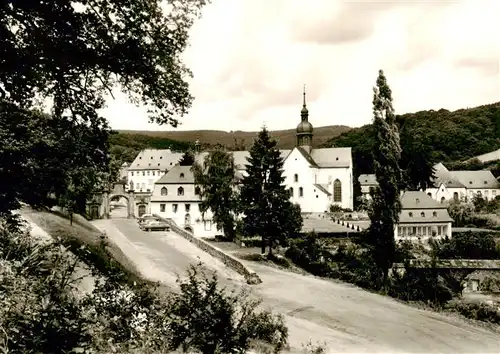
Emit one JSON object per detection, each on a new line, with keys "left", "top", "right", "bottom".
{"left": 323, "top": 102, "right": 500, "bottom": 177}
{"left": 110, "top": 125, "right": 352, "bottom": 162}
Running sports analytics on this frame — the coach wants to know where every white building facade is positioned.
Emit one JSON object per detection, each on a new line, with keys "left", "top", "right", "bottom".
{"left": 395, "top": 191, "right": 453, "bottom": 241}
{"left": 148, "top": 90, "right": 354, "bottom": 237}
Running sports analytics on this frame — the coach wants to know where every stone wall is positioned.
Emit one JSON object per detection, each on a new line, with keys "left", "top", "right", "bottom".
{"left": 154, "top": 214, "right": 262, "bottom": 285}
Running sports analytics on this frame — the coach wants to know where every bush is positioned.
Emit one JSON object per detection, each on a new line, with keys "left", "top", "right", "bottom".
{"left": 435, "top": 231, "right": 500, "bottom": 259}
{"left": 445, "top": 300, "right": 500, "bottom": 324}
{"left": 166, "top": 264, "right": 288, "bottom": 354}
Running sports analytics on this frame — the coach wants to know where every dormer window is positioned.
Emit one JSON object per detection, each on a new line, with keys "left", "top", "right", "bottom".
{"left": 415, "top": 198, "right": 420, "bottom": 204}
{"left": 180, "top": 173, "right": 185, "bottom": 178}
{"left": 336, "top": 157, "right": 339, "bottom": 161}
{"left": 409, "top": 212, "right": 413, "bottom": 217}
{"left": 151, "top": 156, "right": 153, "bottom": 159}
{"left": 160, "top": 156, "right": 163, "bottom": 159}
{"left": 433, "top": 211, "right": 437, "bottom": 217}
{"left": 484, "top": 181, "right": 487, "bottom": 184}
{"left": 420, "top": 212, "right": 425, "bottom": 217}
{"left": 364, "top": 180, "right": 368, "bottom": 182}
{"left": 158, "top": 163, "right": 160, "bottom": 166}
{"left": 469, "top": 181, "right": 472, "bottom": 184}
{"left": 139, "top": 157, "right": 142, "bottom": 159}
{"left": 177, "top": 187, "right": 184, "bottom": 196}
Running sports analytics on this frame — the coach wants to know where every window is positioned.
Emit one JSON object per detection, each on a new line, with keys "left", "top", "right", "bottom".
{"left": 484, "top": 181, "right": 488, "bottom": 185}
{"left": 160, "top": 156, "right": 163, "bottom": 159}
{"left": 195, "top": 186, "right": 200, "bottom": 195}
{"left": 437, "top": 226, "right": 442, "bottom": 235}
{"left": 299, "top": 187, "right": 303, "bottom": 197}
{"left": 172, "top": 204, "right": 178, "bottom": 213}
{"left": 333, "top": 179, "right": 342, "bottom": 202}
{"left": 433, "top": 211, "right": 437, "bottom": 217}
{"left": 161, "top": 187, "right": 168, "bottom": 196}
{"left": 477, "top": 191, "right": 482, "bottom": 196}
{"left": 151, "top": 156, "right": 153, "bottom": 159}
{"left": 493, "top": 190, "right": 497, "bottom": 197}
{"left": 427, "top": 192, "right": 431, "bottom": 197}
{"left": 204, "top": 220, "right": 212, "bottom": 231}
{"left": 160, "top": 204, "right": 166, "bottom": 212}
{"left": 136, "top": 183, "right": 140, "bottom": 190}
{"left": 152, "top": 171, "right": 155, "bottom": 176}
{"left": 142, "top": 171, "right": 145, "bottom": 176}
{"left": 420, "top": 212, "right": 425, "bottom": 217}
{"left": 440, "top": 196, "right": 445, "bottom": 203}
{"left": 131, "top": 172, "right": 134, "bottom": 176}
{"left": 294, "top": 174, "right": 298, "bottom": 182}
{"left": 178, "top": 187, "right": 184, "bottom": 196}
{"left": 412, "top": 227, "right": 417, "bottom": 235}
{"left": 409, "top": 212, "right": 413, "bottom": 217}
{"left": 290, "top": 187, "right": 294, "bottom": 197}
{"left": 180, "top": 173, "right": 185, "bottom": 178}
{"left": 147, "top": 171, "right": 150, "bottom": 176}
{"left": 185, "top": 204, "right": 190, "bottom": 212}
{"left": 453, "top": 192, "right": 458, "bottom": 200}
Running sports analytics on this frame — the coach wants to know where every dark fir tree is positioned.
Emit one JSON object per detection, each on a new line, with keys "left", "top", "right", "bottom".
{"left": 367, "top": 70, "right": 404, "bottom": 287}
{"left": 239, "top": 127, "right": 303, "bottom": 255}
{"left": 179, "top": 151, "right": 195, "bottom": 166}
{"left": 191, "top": 149, "right": 239, "bottom": 240}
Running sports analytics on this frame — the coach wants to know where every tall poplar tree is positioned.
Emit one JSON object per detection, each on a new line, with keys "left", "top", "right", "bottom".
{"left": 367, "top": 70, "right": 404, "bottom": 286}
{"left": 239, "top": 127, "right": 303, "bottom": 255}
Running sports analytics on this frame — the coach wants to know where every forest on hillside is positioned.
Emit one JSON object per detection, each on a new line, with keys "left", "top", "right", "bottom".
{"left": 324, "top": 102, "right": 500, "bottom": 177}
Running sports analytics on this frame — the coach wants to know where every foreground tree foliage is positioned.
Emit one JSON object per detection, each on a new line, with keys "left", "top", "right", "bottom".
{"left": 0, "top": 0, "right": 207, "bottom": 126}
{"left": 239, "top": 127, "right": 303, "bottom": 255}
{"left": 0, "top": 221, "right": 288, "bottom": 353}
{"left": 192, "top": 149, "right": 240, "bottom": 240}
{"left": 362, "top": 70, "right": 404, "bottom": 287}
{"left": 167, "top": 265, "right": 288, "bottom": 354}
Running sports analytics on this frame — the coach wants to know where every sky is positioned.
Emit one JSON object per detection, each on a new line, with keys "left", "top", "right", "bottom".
{"left": 101, "top": 0, "right": 500, "bottom": 132}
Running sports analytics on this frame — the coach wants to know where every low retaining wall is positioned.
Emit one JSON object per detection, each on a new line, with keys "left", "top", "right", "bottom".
{"left": 153, "top": 215, "right": 262, "bottom": 285}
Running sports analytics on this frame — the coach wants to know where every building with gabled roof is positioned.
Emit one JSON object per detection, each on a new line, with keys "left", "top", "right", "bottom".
{"left": 424, "top": 163, "right": 500, "bottom": 202}
{"left": 149, "top": 88, "right": 354, "bottom": 236}
{"left": 358, "top": 174, "right": 378, "bottom": 200}
{"left": 396, "top": 191, "right": 453, "bottom": 240}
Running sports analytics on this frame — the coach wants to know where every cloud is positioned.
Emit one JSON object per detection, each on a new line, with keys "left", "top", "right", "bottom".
{"left": 102, "top": 0, "right": 500, "bottom": 133}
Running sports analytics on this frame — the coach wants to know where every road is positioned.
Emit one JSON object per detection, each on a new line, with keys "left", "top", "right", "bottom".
{"left": 94, "top": 218, "right": 500, "bottom": 354}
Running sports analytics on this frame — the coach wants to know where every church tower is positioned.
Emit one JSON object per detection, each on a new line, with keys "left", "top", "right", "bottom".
{"left": 296, "top": 85, "right": 313, "bottom": 154}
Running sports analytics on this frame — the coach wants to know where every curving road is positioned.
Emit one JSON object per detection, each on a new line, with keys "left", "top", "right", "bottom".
{"left": 94, "top": 218, "right": 500, "bottom": 354}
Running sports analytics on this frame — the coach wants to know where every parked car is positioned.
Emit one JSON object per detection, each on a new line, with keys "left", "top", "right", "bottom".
{"left": 138, "top": 214, "right": 157, "bottom": 224}
{"left": 140, "top": 220, "right": 170, "bottom": 232}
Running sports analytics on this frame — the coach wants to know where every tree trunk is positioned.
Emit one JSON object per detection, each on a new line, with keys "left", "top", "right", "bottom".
{"left": 261, "top": 235, "right": 266, "bottom": 254}
{"left": 70, "top": 213, "right": 73, "bottom": 226}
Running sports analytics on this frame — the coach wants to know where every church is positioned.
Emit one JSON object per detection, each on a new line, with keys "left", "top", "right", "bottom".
{"left": 147, "top": 89, "right": 354, "bottom": 235}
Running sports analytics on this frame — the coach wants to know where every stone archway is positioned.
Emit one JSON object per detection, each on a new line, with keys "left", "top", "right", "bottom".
{"left": 138, "top": 204, "right": 147, "bottom": 217}
{"left": 108, "top": 194, "right": 130, "bottom": 218}
{"left": 101, "top": 184, "right": 136, "bottom": 219}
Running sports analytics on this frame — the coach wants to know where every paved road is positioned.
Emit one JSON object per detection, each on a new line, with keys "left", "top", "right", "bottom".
{"left": 95, "top": 218, "right": 500, "bottom": 353}
{"left": 91, "top": 218, "right": 245, "bottom": 289}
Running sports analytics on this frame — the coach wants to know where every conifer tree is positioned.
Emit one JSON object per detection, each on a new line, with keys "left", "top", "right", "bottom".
{"left": 367, "top": 70, "right": 404, "bottom": 286}
{"left": 239, "top": 127, "right": 303, "bottom": 255}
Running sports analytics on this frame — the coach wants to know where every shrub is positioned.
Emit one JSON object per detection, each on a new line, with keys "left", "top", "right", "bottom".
{"left": 166, "top": 264, "right": 288, "bottom": 354}
{"left": 435, "top": 231, "right": 500, "bottom": 259}
{"left": 445, "top": 300, "right": 500, "bottom": 324}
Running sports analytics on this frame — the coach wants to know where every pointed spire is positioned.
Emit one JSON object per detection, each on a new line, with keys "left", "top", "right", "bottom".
{"left": 301, "top": 84, "right": 308, "bottom": 119}
{"left": 303, "top": 84, "right": 307, "bottom": 107}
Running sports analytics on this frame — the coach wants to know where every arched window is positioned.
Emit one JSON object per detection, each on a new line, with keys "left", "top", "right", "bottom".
{"left": 440, "top": 196, "right": 445, "bottom": 203}
{"left": 299, "top": 187, "right": 303, "bottom": 197}
{"left": 290, "top": 187, "right": 294, "bottom": 197}
{"left": 333, "top": 179, "right": 342, "bottom": 202}
{"left": 420, "top": 212, "right": 425, "bottom": 217}
{"left": 161, "top": 187, "right": 168, "bottom": 196}
{"left": 180, "top": 173, "right": 185, "bottom": 178}
{"left": 178, "top": 187, "right": 184, "bottom": 196}
{"left": 433, "top": 211, "right": 437, "bottom": 217}
{"left": 294, "top": 174, "right": 298, "bottom": 182}
{"left": 409, "top": 212, "right": 413, "bottom": 217}
{"left": 453, "top": 192, "right": 459, "bottom": 200}
{"left": 427, "top": 192, "right": 431, "bottom": 197}
{"left": 195, "top": 186, "right": 200, "bottom": 195}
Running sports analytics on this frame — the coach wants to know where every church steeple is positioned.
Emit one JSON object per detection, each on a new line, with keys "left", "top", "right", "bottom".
{"left": 296, "top": 85, "right": 314, "bottom": 154}
{"left": 301, "top": 84, "right": 308, "bottom": 120}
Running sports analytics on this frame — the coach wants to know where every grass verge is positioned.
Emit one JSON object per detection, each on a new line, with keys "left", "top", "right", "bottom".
{"left": 21, "top": 206, "right": 161, "bottom": 289}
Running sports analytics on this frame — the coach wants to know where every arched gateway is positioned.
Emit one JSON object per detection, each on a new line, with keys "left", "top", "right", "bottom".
{"left": 86, "top": 181, "right": 139, "bottom": 219}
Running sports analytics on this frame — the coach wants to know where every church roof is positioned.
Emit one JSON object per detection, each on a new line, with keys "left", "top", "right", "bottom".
{"left": 309, "top": 147, "right": 352, "bottom": 168}
{"left": 431, "top": 163, "right": 465, "bottom": 188}
{"left": 129, "top": 149, "right": 183, "bottom": 171}
{"left": 156, "top": 165, "right": 195, "bottom": 184}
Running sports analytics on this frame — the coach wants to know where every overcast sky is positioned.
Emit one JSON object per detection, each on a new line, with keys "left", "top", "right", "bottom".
{"left": 101, "top": 0, "right": 500, "bottom": 132}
